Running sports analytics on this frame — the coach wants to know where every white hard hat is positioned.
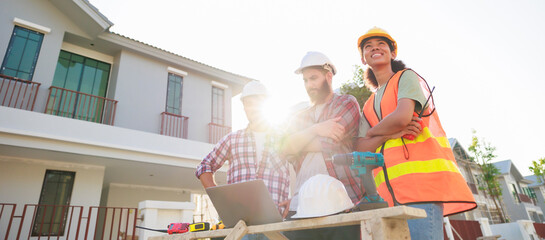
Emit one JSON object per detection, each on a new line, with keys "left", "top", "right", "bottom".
{"left": 292, "top": 174, "right": 354, "bottom": 218}
{"left": 294, "top": 51, "right": 337, "bottom": 75}
{"left": 240, "top": 81, "right": 268, "bottom": 101}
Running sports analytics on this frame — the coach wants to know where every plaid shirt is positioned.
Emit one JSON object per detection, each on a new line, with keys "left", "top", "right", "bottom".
{"left": 196, "top": 128, "right": 290, "bottom": 208}
{"left": 286, "top": 94, "right": 363, "bottom": 203}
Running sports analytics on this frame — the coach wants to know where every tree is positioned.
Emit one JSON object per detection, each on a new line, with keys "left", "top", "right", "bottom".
{"left": 468, "top": 129, "right": 507, "bottom": 222}
{"left": 529, "top": 157, "right": 545, "bottom": 183}
{"left": 339, "top": 65, "right": 372, "bottom": 107}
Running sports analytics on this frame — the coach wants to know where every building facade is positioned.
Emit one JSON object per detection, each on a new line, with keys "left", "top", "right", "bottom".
{"left": 447, "top": 138, "right": 507, "bottom": 224}
{"left": 0, "top": 0, "right": 252, "bottom": 238}
{"left": 494, "top": 160, "right": 544, "bottom": 223}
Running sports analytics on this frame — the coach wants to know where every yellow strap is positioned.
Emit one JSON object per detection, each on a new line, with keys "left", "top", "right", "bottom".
{"left": 374, "top": 158, "right": 461, "bottom": 187}
{"left": 374, "top": 127, "right": 451, "bottom": 153}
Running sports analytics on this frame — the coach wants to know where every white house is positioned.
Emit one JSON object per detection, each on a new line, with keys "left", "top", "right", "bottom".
{"left": 493, "top": 160, "right": 544, "bottom": 223}
{"left": 0, "top": 0, "right": 253, "bottom": 239}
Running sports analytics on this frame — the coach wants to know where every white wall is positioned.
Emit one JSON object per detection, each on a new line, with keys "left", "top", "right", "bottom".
{"left": 0, "top": 157, "right": 105, "bottom": 212}
{"left": 105, "top": 183, "right": 191, "bottom": 208}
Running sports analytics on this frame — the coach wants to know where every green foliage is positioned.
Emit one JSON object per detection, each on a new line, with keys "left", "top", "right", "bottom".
{"left": 468, "top": 130, "right": 501, "bottom": 196}
{"left": 529, "top": 157, "right": 545, "bottom": 183}
{"left": 339, "top": 65, "right": 372, "bottom": 107}
{"left": 468, "top": 129, "right": 507, "bottom": 222}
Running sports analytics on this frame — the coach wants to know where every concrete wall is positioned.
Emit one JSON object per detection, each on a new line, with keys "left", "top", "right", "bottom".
{"left": 0, "top": 157, "right": 105, "bottom": 213}
{"left": 112, "top": 49, "right": 233, "bottom": 142}
{"left": 105, "top": 183, "right": 191, "bottom": 208}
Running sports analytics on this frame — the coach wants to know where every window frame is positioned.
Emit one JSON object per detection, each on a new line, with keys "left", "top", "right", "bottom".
{"left": 165, "top": 72, "right": 184, "bottom": 115}
{"left": 211, "top": 86, "right": 225, "bottom": 125}
{"left": 1, "top": 25, "right": 44, "bottom": 81}
{"left": 32, "top": 170, "right": 76, "bottom": 236}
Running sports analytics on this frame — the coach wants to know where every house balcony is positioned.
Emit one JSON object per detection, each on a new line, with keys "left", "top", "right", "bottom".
{"left": 208, "top": 123, "right": 231, "bottom": 144}
{"left": 44, "top": 86, "right": 118, "bottom": 125}
{"left": 0, "top": 74, "right": 40, "bottom": 111}
{"left": 161, "top": 112, "right": 189, "bottom": 139}
{"left": 519, "top": 193, "right": 533, "bottom": 204}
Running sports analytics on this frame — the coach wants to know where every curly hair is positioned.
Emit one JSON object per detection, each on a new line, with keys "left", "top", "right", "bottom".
{"left": 364, "top": 60, "right": 406, "bottom": 91}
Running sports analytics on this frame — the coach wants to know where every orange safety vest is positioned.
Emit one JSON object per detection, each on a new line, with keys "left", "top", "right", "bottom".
{"left": 362, "top": 69, "right": 476, "bottom": 216}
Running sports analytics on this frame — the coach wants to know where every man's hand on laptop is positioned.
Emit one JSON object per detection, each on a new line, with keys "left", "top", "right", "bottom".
{"left": 279, "top": 199, "right": 291, "bottom": 218}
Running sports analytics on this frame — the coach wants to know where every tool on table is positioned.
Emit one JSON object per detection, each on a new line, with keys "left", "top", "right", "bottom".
{"left": 137, "top": 221, "right": 220, "bottom": 235}
{"left": 333, "top": 152, "right": 388, "bottom": 211}
{"left": 403, "top": 86, "right": 435, "bottom": 140}
{"left": 211, "top": 221, "right": 225, "bottom": 230}
{"left": 167, "top": 223, "right": 190, "bottom": 234}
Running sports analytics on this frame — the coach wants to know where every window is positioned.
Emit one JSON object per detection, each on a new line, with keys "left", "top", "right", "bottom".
{"left": 211, "top": 86, "right": 225, "bottom": 125}
{"left": 1, "top": 26, "right": 44, "bottom": 80}
{"left": 33, "top": 170, "right": 75, "bottom": 236}
{"left": 166, "top": 73, "right": 183, "bottom": 115}
{"left": 49, "top": 50, "right": 110, "bottom": 122}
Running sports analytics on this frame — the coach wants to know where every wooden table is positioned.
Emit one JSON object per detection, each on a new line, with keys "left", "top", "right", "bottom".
{"left": 149, "top": 206, "right": 426, "bottom": 240}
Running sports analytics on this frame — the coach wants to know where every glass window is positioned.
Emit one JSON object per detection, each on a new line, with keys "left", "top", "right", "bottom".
{"left": 33, "top": 170, "right": 75, "bottom": 236}
{"left": 166, "top": 73, "right": 183, "bottom": 115}
{"left": 1, "top": 26, "right": 44, "bottom": 80}
{"left": 49, "top": 50, "right": 111, "bottom": 122}
{"left": 211, "top": 86, "right": 224, "bottom": 125}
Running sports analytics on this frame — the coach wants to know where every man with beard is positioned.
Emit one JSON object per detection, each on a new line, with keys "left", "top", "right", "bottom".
{"left": 279, "top": 52, "right": 362, "bottom": 240}
{"left": 196, "top": 81, "right": 290, "bottom": 240}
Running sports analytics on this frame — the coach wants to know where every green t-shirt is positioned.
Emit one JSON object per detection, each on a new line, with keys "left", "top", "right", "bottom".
{"left": 358, "top": 69, "right": 427, "bottom": 137}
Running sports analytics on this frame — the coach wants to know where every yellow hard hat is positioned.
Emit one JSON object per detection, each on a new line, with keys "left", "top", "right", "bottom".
{"left": 357, "top": 27, "right": 397, "bottom": 56}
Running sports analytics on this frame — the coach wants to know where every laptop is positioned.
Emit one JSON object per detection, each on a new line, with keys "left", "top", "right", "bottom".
{"left": 205, "top": 180, "right": 283, "bottom": 228}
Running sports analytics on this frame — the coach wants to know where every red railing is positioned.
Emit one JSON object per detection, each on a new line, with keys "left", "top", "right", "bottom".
{"left": 444, "top": 219, "right": 483, "bottom": 240}
{"left": 44, "top": 86, "right": 118, "bottom": 125}
{"left": 161, "top": 112, "right": 189, "bottom": 139}
{"left": 519, "top": 193, "right": 533, "bottom": 203}
{"left": 534, "top": 222, "right": 545, "bottom": 239}
{"left": 0, "top": 74, "right": 40, "bottom": 111}
{"left": 208, "top": 123, "right": 231, "bottom": 144}
{"left": 0, "top": 203, "right": 138, "bottom": 240}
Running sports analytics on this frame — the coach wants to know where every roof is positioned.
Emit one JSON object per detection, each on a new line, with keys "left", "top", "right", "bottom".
{"left": 449, "top": 138, "right": 472, "bottom": 162}
{"left": 525, "top": 175, "right": 544, "bottom": 187}
{"left": 50, "top": 0, "right": 113, "bottom": 37}
{"left": 493, "top": 159, "right": 526, "bottom": 181}
{"left": 53, "top": 0, "right": 254, "bottom": 93}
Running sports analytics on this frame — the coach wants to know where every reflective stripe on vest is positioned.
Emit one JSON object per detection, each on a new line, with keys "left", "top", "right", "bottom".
{"left": 362, "top": 69, "right": 476, "bottom": 216}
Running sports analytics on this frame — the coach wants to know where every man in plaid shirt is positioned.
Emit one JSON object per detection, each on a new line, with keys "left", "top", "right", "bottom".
{"left": 281, "top": 52, "right": 362, "bottom": 240}
{"left": 195, "top": 81, "right": 290, "bottom": 228}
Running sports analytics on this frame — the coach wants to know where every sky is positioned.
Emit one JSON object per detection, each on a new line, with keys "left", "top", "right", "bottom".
{"left": 89, "top": 0, "right": 545, "bottom": 176}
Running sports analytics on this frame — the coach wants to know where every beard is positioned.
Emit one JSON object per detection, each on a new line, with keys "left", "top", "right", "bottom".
{"left": 307, "top": 80, "right": 331, "bottom": 103}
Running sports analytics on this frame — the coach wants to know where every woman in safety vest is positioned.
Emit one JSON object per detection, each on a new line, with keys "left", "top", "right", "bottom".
{"left": 355, "top": 27, "right": 476, "bottom": 240}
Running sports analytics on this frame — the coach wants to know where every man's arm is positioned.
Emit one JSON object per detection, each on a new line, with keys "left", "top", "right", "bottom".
{"left": 282, "top": 117, "right": 344, "bottom": 155}
{"left": 195, "top": 134, "right": 231, "bottom": 188}
{"left": 199, "top": 172, "right": 216, "bottom": 189}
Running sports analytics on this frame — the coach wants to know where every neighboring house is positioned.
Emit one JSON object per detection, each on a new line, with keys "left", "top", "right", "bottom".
{"left": 0, "top": 0, "right": 253, "bottom": 238}
{"left": 525, "top": 175, "right": 545, "bottom": 222}
{"left": 447, "top": 138, "right": 506, "bottom": 224}
{"left": 494, "top": 160, "right": 544, "bottom": 223}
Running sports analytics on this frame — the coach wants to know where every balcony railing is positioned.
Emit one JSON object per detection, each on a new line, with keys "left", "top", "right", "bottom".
{"left": 0, "top": 74, "right": 40, "bottom": 111}
{"left": 519, "top": 193, "right": 533, "bottom": 204}
{"left": 208, "top": 122, "right": 231, "bottom": 144}
{"left": 0, "top": 203, "right": 138, "bottom": 240}
{"left": 161, "top": 112, "right": 189, "bottom": 139}
{"left": 44, "top": 86, "right": 118, "bottom": 125}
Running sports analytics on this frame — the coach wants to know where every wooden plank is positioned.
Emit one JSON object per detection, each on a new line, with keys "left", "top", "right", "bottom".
{"left": 149, "top": 206, "right": 426, "bottom": 240}
{"left": 225, "top": 220, "right": 249, "bottom": 240}
{"left": 361, "top": 217, "right": 411, "bottom": 239}
{"left": 262, "top": 232, "right": 288, "bottom": 240}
